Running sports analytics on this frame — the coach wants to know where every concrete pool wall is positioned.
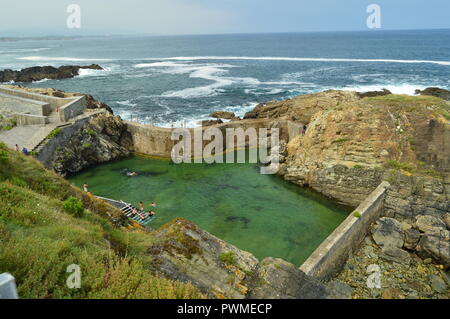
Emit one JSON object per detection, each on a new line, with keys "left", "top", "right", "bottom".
{"left": 300, "top": 181, "right": 390, "bottom": 280}
{"left": 125, "top": 119, "right": 303, "bottom": 158}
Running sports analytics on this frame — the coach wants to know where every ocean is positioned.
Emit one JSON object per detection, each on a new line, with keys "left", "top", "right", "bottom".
{"left": 1, "top": 29, "right": 450, "bottom": 127}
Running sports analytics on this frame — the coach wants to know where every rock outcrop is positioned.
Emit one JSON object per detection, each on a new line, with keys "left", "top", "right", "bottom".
{"left": 209, "top": 111, "right": 236, "bottom": 120}
{"left": 0, "top": 64, "right": 103, "bottom": 83}
{"left": 147, "top": 218, "right": 329, "bottom": 299}
{"left": 37, "top": 112, "right": 132, "bottom": 176}
{"left": 415, "top": 87, "right": 450, "bottom": 101}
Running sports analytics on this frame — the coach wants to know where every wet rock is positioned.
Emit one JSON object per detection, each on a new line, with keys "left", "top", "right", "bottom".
{"left": 417, "top": 234, "right": 450, "bottom": 267}
{"left": 209, "top": 111, "right": 236, "bottom": 120}
{"left": 428, "top": 274, "right": 447, "bottom": 293}
{"left": 247, "top": 258, "right": 329, "bottom": 299}
{"left": 404, "top": 228, "right": 421, "bottom": 250}
{"left": 0, "top": 64, "right": 103, "bottom": 83}
{"left": 380, "top": 246, "right": 411, "bottom": 264}
{"left": 372, "top": 217, "right": 404, "bottom": 248}
{"left": 327, "top": 281, "right": 353, "bottom": 299}
{"left": 415, "top": 215, "right": 446, "bottom": 234}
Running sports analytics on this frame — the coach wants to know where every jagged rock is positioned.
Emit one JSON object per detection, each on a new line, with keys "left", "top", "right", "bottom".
{"left": 404, "top": 228, "right": 421, "bottom": 250}
{"left": 417, "top": 234, "right": 450, "bottom": 267}
{"left": 415, "top": 215, "right": 447, "bottom": 233}
{"left": 428, "top": 274, "right": 447, "bottom": 293}
{"left": 381, "top": 288, "right": 404, "bottom": 299}
{"left": 147, "top": 218, "right": 259, "bottom": 299}
{"left": 327, "top": 281, "right": 353, "bottom": 299}
{"left": 247, "top": 258, "right": 329, "bottom": 299}
{"left": 372, "top": 217, "right": 405, "bottom": 248}
{"left": 0, "top": 64, "right": 103, "bottom": 83}
{"left": 443, "top": 213, "right": 450, "bottom": 230}
{"left": 209, "top": 111, "right": 235, "bottom": 120}
{"left": 415, "top": 87, "right": 450, "bottom": 101}
{"left": 37, "top": 112, "right": 131, "bottom": 176}
{"left": 380, "top": 246, "right": 411, "bottom": 264}
{"left": 200, "top": 119, "right": 223, "bottom": 127}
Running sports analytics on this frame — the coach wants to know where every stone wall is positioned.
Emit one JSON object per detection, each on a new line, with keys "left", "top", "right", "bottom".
{"left": 0, "top": 86, "right": 73, "bottom": 111}
{"left": 15, "top": 113, "right": 49, "bottom": 125}
{"left": 300, "top": 181, "right": 390, "bottom": 281}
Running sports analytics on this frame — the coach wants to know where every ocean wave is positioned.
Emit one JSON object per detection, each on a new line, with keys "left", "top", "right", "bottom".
{"left": 78, "top": 65, "right": 119, "bottom": 77}
{"left": 142, "top": 56, "right": 450, "bottom": 66}
{"left": 0, "top": 48, "right": 51, "bottom": 54}
{"left": 17, "top": 56, "right": 114, "bottom": 62}
{"left": 340, "top": 84, "right": 429, "bottom": 95}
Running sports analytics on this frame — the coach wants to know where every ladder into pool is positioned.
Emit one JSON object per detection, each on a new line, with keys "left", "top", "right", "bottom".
{"left": 95, "top": 196, "right": 155, "bottom": 226}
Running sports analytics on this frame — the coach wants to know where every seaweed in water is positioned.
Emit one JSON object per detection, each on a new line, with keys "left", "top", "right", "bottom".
{"left": 225, "top": 216, "right": 251, "bottom": 229}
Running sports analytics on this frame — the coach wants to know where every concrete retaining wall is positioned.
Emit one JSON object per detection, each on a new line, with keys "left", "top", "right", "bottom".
{"left": 300, "top": 181, "right": 390, "bottom": 281}
{"left": 59, "top": 96, "right": 86, "bottom": 122}
{"left": 0, "top": 92, "right": 51, "bottom": 116}
{"left": 126, "top": 119, "right": 301, "bottom": 158}
{"left": 15, "top": 113, "right": 49, "bottom": 126}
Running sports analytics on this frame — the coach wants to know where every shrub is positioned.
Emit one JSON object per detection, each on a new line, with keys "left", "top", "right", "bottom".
{"left": 84, "top": 129, "right": 96, "bottom": 136}
{"left": 387, "top": 160, "right": 414, "bottom": 173}
{"left": 353, "top": 211, "right": 362, "bottom": 218}
{"left": 82, "top": 143, "right": 91, "bottom": 149}
{"left": 47, "top": 128, "right": 61, "bottom": 139}
{"left": 63, "top": 196, "right": 85, "bottom": 218}
{"left": 219, "top": 251, "right": 235, "bottom": 265}
{"left": 0, "top": 142, "right": 8, "bottom": 163}
{"left": 332, "top": 138, "right": 350, "bottom": 144}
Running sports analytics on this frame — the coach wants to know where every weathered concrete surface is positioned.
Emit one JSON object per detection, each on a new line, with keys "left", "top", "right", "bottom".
{"left": 300, "top": 182, "right": 390, "bottom": 281}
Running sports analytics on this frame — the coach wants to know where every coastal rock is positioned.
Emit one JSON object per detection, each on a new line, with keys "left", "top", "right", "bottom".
{"left": 428, "top": 274, "right": 448, "bottom": 293}
{"left": 0, "top": 64, "right": 103, "bottom": 83}
{"left": 327, "top": 281, "right": 353, "bottom": 299}
{"left": 404, "top": 228, "right": 421, "bottom": 250}
{"left": 247, "top": 258, "right": 329, "bottom": 299}
{"left": 417, "top": 234, "right": 450, "bottom": 267}
{"left": 37, "top": 112, "right": 132, "bottom": 176}
{"left": 415, "top": 215, "right": 447, "bottom": 234}
{"left": 147, "top": 218, "right": 259, "bottom": 299}
{"left": 209, "top": 111, "right": 236, "bottom": 120}
{"left": 371, "top": 217, "right": 404, "bottom": 248}
{"left": 200, "top": 119, "right": 223, "bottom": 126}
{"left": 380, "top": 246, "right": 411, "bottom": 264}
{"left": 443, "top": 213, "right": 450, "bottom": 230}
{"left": 415, "top": 87, "right": 450, "bottom": 101}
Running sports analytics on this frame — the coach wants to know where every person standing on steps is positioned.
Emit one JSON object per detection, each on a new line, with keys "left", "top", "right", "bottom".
{"left": 15, "top": 144, "right": 20, "bottom": 152}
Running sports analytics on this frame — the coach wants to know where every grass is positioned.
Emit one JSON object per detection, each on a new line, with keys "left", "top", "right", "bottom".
{"left": 219, "top": 251, "right": 235, "bottom": 265}
{"left": 332, "top": 138, "right": 350, "bottom": 144}
{"left": 47, "top": 128, "right": 61, "bottom": 139}
{"left": 0, "top": 146, "right": 205, "bottom": 299}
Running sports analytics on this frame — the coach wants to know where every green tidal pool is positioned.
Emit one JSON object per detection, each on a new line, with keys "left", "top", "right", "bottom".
{"left": 69, "top": 155, "right": 351, "bottom": 266}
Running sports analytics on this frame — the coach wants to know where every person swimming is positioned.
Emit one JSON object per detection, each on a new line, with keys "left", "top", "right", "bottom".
{"left": 127, "top": 171, "right": 138, "bottom": 177}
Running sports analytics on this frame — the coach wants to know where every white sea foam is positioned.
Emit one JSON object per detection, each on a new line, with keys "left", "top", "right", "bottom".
{"left": 341, "top": 84, "right": 429, "bottom": 95}
{"left": 142, "top": 56, "right": 450, "bottom": 66}
{"left": 17, "top": 56, "right": 114, "bottom": 62}
{"left": 0, "top": 48, "right": 51, "bottom": 54}
{"left": 78, "top": 65, "right": 118, "bottom": 77}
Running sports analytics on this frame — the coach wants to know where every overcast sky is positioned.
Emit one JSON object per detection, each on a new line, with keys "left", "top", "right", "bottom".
{"left": 1, "top": 0, "right": 449, "bottom": 36}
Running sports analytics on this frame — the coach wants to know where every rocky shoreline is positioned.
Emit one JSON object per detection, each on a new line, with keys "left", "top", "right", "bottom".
{"left": 0, "top": 64, "right": 103, "bottom": 83}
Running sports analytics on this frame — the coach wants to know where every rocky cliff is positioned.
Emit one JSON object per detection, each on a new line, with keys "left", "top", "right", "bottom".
{"left": 0, "top": 64, "right": 103, "bottom": 83}
{"left": 147, "top": 218, "right": 329, "bottom": 299}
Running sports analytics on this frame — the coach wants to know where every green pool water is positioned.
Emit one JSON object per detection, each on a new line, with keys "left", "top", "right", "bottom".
{"left": 69, "top": 155, "right": 350, "bottom": 266}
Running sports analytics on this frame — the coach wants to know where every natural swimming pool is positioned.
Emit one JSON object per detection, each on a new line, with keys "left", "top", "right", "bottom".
{"left": 69, "top": 155, "right": 350, "bottom": 266}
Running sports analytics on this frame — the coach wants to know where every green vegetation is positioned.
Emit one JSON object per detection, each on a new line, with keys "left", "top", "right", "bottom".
{"left": 47, "top": 128, "right": 62, "bottom": 139}
{"left": 83, "top": 129, "right": 96, "bottom": 136}
{"left": 219, "top": 251, "right": 235, "bottom": 265}
{"left": 387, "top": 160, "right": 415, "bottom": 173}
{"left": 0, "top": 116, "right": 17, "bottom": 131}
{"left": 0, "top": 148, "right": 205, "bottom": 299}
{"left": 332, "top": 138, "right": 350, "bottom": 144}
{"left": 82, "top": 143, "right": 91, "bottom": 149}
{"left": 353, "top": 211, "right": 362, "bottom": 218}
{"left": 63, "top": 196, "right": 85, "bottom": 218}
